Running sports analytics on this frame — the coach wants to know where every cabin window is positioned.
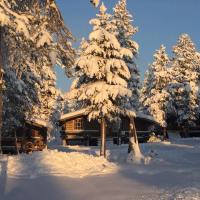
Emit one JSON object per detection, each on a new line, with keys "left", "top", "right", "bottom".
{"left": 74, "top": 118, "right": 83, "bottom": 130}
{"left": 121, "top": 118, "right": 129, "bottom": 131}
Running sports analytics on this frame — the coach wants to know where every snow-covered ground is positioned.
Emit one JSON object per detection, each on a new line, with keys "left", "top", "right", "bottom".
{"left": 6, "top": 149, "right": 118, "bottom": 179}
{"left": 1, "top": 138, "right": 200, "bottom": 200}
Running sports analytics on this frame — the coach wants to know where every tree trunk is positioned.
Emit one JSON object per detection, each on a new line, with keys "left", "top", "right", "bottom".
{"left": 100, "top": 118, "right": 106, "bottom": 157}
{"left": 128, "top": 117, "right": 144, "bottom": 163}
{"left": 163, "top": 127, "right": 168, "bottom": 140}
{"left": 128, "top": 117, "right": 137, "bottom": 153}
{"left": 0, "top": 28, "right": 3, "bottom": 154}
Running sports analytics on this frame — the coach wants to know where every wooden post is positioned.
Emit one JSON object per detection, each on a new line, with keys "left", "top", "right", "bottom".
{"left": 100, "top": 118, "right": 106, "bottom": 157}
{"left": 128, "top": 117, "right": 138, "bottom": 153}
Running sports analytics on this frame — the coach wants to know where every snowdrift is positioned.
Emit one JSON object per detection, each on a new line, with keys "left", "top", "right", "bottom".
{"left": 7, "top": 149, "right": 118, "bottom": 179}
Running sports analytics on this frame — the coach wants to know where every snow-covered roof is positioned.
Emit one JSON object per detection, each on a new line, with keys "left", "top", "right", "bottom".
{"left": 60, "top": 108, "right": 159, "bottom": 125}
{"left": 26, "top": 118, "right": 48, "bottom": 128}
{"left": 136, "top": 112, "right": 160, "bottom": 125}
{"left": 60, "top": 108, "right": 88, "bottom": 122}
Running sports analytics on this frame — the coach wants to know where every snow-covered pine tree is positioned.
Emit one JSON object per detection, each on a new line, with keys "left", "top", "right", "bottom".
{"left": 2, "top": 67, "right": 31, "bottom": 134}
{"left": 0, "top": 1, "right": 38, "bottom": 134}
{"left": 140, "top": 45, "right": 171, "bottom": 136}
{"left": 0, "top": 0, "right": 32, "bottom": 144}
{"left": 28, "top": 63, "right": 60, "bottom": 135}
{"left": 0, "top": 0, "right": 31, "bottom": 39}
{"left": 1, "top": 0, "right": 75, "bottom": 135}
{"left": 71, "top": 3, "right": 133, "bottom": 156}
{"left": 22, "top": 0, "right": 74, "bottom": 131}
{"left": 113, "top": 0, "right": 140, "bottom": 110}
{"left": 65, "top": 38, "right": 90, "bottom": 113}
{"left": 169, "top": 34, "right": 200, "bottom": 129}
{"left": 113, "top": 0, "right": 141, "bottom": 155}
{"left": 3, "top": 0, "right": 74, "bottom": 74}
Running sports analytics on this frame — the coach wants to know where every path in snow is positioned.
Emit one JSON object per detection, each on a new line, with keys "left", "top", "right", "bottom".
{"left": 1, "top": 171, "right": 200, "bottom": 200}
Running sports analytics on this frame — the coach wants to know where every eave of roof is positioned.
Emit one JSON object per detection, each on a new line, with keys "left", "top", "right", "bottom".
{"left": 60, "top": 108, "right": 159, "bottom": 125}
{"left": 26, "top": 119, "right": 48, "bottom": 128}
{"left": 136, "top": 112, "right": 160, "bottom": 125}
{"left": 60, "top": 108, "right": 88, "bottom": 122}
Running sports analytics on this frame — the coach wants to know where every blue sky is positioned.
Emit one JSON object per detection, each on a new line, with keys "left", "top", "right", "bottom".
{"left": 55, "top": 0, "right": 200, "bottom": 92}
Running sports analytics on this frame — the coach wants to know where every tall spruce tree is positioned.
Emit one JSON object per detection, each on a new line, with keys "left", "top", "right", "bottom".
{"left": 140, "top": 45, "right": 171, "bottom": 133}
{"left": 169, "top": 34, "right": 200, "bottom": 128}
{"left": 72, "top": 3, "right": 132, "bottom": 121}
{"left": 71, "top": 3, "right": 133, "bottom": 156}
{"left": 113, "top": 0, "right": 140, "bottom": 110}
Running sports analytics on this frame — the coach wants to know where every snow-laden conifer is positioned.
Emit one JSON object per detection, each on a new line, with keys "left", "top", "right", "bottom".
{"left": 169, "top": 34, "right": 200, "bottom": 127}
{"left": 140, "top": 45, "right": 170, "bottom": 128}
{"left": 71, "top": 3, "right": 133, "bottom": 122}
{"left": 1, "top": 0, "right": 75, "bottom": 134}
{"left": 2, "top": 0, "right": 75, "bottom": 73}
{"left": 113, "top": 0, "right": 140, "bottom": 110}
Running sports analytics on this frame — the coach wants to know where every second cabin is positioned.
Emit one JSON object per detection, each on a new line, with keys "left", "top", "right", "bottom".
{"left": 59, "top": 108, "right": 161, "bottom": 146}
{"left": 1, "top": 119, "right": 48, "bottom": 154}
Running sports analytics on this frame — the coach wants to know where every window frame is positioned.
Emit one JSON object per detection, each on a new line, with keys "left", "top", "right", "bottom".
{"left": 74, "top": 118, "right": 84, "bottom": 130}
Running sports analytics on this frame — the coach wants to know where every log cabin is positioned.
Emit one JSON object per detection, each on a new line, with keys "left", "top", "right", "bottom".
{"left": 59, "top": 108, "right": 161, "bottom": 146}
{"left": 1, "top": 119, "right": 48, "bottom": 154}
